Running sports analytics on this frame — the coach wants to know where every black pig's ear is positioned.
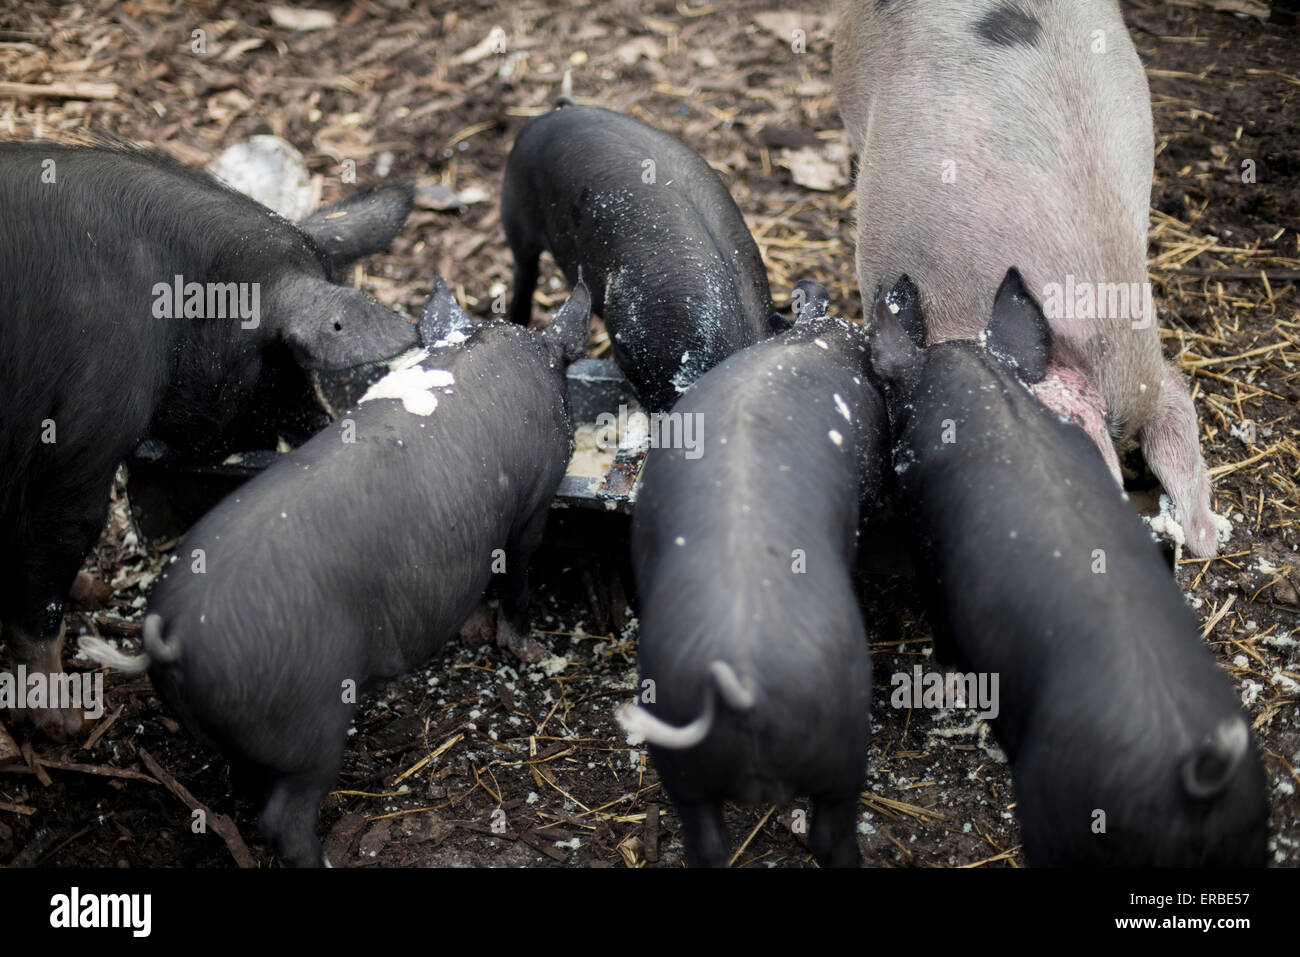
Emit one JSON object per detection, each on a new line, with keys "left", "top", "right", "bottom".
{"left": 419, "top": 277, "right": 476, "bottom": 347}
{"left": 792, "top": 279, "right": 830, "bottom": 325}
{"left": 298, "top": 183, "right": 414, "bottom": 276}
{"left": 869, "top": 283, "right": 922, "bottom": 391}
{"left": 540, "top": 277, "right": 592, "bottom": 365}
{"left": 986, "top": 268, "right": 1050, "bottom": 384}
{"left": 888, "top": 274, "right": 926, "bottom": 347}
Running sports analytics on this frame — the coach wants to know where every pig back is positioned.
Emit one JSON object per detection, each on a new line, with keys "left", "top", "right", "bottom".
{"left": 632, "top": 321, "right": 880, "bottom": 796}
{"left": 504, "top": 107, "right": 774, "bottom": 409}
{"left": 147, "top": 323, "right": 573, "bottom": 704}
{"left": 894, "top": 345, "right": 1263, "bottom": 851}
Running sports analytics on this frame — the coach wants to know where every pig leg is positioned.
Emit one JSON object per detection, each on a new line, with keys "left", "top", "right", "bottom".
{"left": 677, "top": 801, "right": 731, "bottom": 867}
{"left": 506, "top": 245, "right": 541, "bottom": 328}
{"left": 495, "top": 601, "right": 545, "bottom": 664}
{"left": 2, "top": 472, "right": 115, "bottom": 738}
{"left": 1139, "top": 362, "right": 1222, "bottom": 559}
{"left": 811, "top": 794, "right": 862, "bottom": 868}
{"left": 258, "top": 770, "right": 336, "bottom": 868}
{"left": 457, "top": 603, "right": 497, "bottom": 647}
{"left": 3, "top": 620, "right": 81, "bottom": 738}
{"left": 494, "top": 511, "right": 549, "bottom": 663}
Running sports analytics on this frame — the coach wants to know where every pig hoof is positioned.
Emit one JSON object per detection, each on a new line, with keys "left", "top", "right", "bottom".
{"left": 497, "top": 619, "right": 546, "bottom": 664}
{"left": 25, "top": 705, "right": 85, "bottom": 741}
{"left": 510, "top": 636, "right": 547, "bottom": 665}
{"left": 1184, "top": 509, "right": 1231, "bottom": 560}
{"left": 458, "top": 606, "right": 497, "bottom": 647}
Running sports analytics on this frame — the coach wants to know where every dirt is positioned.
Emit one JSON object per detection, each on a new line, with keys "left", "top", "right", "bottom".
{"left": 0, "top": 0, "right": 1297, "bottom": 868}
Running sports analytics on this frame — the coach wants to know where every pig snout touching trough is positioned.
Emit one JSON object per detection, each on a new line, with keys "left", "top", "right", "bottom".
{"left": 869, "top": 270, "right": 1268, "bottom": 866}
{"left": 81, "top": 278, "right": 592, "bottom": 866}
{"left": 833, "top": 0, "right": 1225, "bottom": 556}
{"left": 0, "top": 141, "right": 416, "bottom": 738}
{"left": 618, "top": 296, "right": 887, "bottom": 866}
{"left": 502, "top": 99, "right": 785, "bottom": 412}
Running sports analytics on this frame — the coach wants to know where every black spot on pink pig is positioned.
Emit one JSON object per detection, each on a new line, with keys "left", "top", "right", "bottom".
{"left": 1, "top": 140, "right": 417, "bottom": 737}
{"left": 502, "top": 99, "right": 784, "bottom": 412}
{"left": 833, "top": 0, "right": 1224, "bottom": 556}
{"left": 80, "top": 279, "right": 592, "bottom": 866}
{"left": 618, "top": 283, "right": 886, "bottom": 867}
{"left": 869, "top": 269, "right": 1268, "bottom": 866}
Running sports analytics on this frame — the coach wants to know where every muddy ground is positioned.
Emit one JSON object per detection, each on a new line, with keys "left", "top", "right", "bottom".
{"left": 0, "top": 0, "right": 1297, "bottom": 868}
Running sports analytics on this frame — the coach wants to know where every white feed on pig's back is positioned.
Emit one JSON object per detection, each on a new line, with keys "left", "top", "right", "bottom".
{"left": 671, "top": 351, "right": 697, "bottom": 394}
{"left": 604, "top": 263, "right": 642, "bottom": 334}
{"left": 360, "top": 364, "right": 456, "bottom": 417}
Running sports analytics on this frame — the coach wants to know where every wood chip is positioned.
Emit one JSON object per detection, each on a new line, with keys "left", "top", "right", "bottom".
{"left": 0, "top": 80, "right": 118, "bottom": 100}
{"left": 269, "top": 6, "right": 337, "bottom": 32}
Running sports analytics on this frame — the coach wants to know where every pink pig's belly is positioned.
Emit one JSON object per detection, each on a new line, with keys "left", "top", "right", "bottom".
{"left": 853, "top": 124, "right": 1163, "bottom": 441}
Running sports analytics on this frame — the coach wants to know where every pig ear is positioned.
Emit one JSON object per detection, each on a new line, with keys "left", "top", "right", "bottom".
{"left": 419, "top": 277, "right": 477, "bottom": 346}
{"left": 540, "top": 279, "right": 592, "bottom": 365}
{"left": 274, "top": 277, "right": 418, "bottom": 371}
{"left": 868, "top": 286, "right": 922, "bottom": 389}
{"left": 985, "top": 268, "right": 1050, "bottom": 383}
{"left": 888, "top": 274, "right": 926, "bottom": 347}
{"left": 792, "top": 279, "right": 830, "bottom": 325}
{"left": 297, "top": 184, "right": 414, "bottom": 276}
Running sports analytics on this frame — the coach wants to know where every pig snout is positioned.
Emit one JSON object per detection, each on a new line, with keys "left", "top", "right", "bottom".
{"left": 273, "top": 277, "right": 418, "bottom": 371}
{"left": 1181, "top": 718, "right": 1251, "bottom": 801}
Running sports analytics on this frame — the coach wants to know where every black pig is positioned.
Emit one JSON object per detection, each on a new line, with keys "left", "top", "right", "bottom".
{"left": 502, "top": 99, "right": 783, "bottom": 411}
{"left": 618, "top": 287, "right": 886, "bottom": 866}
{"left": 869, "top": 270, "right": 1268, "bottom": 866}
{"left": 0, "top": 141, "right": 416, "bottom": 736}
{"left": 81, "top": 279, "right": 591, "bottom": 866}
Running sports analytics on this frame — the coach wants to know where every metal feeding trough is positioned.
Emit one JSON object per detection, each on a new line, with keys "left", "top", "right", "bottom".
{"left": 553, "top": 359, "right": 647, "bottom": 512}
{"left": 125, "top": 357, "right": 648, "bottom": 547}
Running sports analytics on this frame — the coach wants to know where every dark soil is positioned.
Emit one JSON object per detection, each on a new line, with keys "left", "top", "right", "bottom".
{"left": 0, "top": 0, "right": 1296, "bottom": 868}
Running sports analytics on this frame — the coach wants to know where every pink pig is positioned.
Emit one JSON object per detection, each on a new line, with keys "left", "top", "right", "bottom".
{"left": 833, "top": 0, "right": 1224, "bottom": 556}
